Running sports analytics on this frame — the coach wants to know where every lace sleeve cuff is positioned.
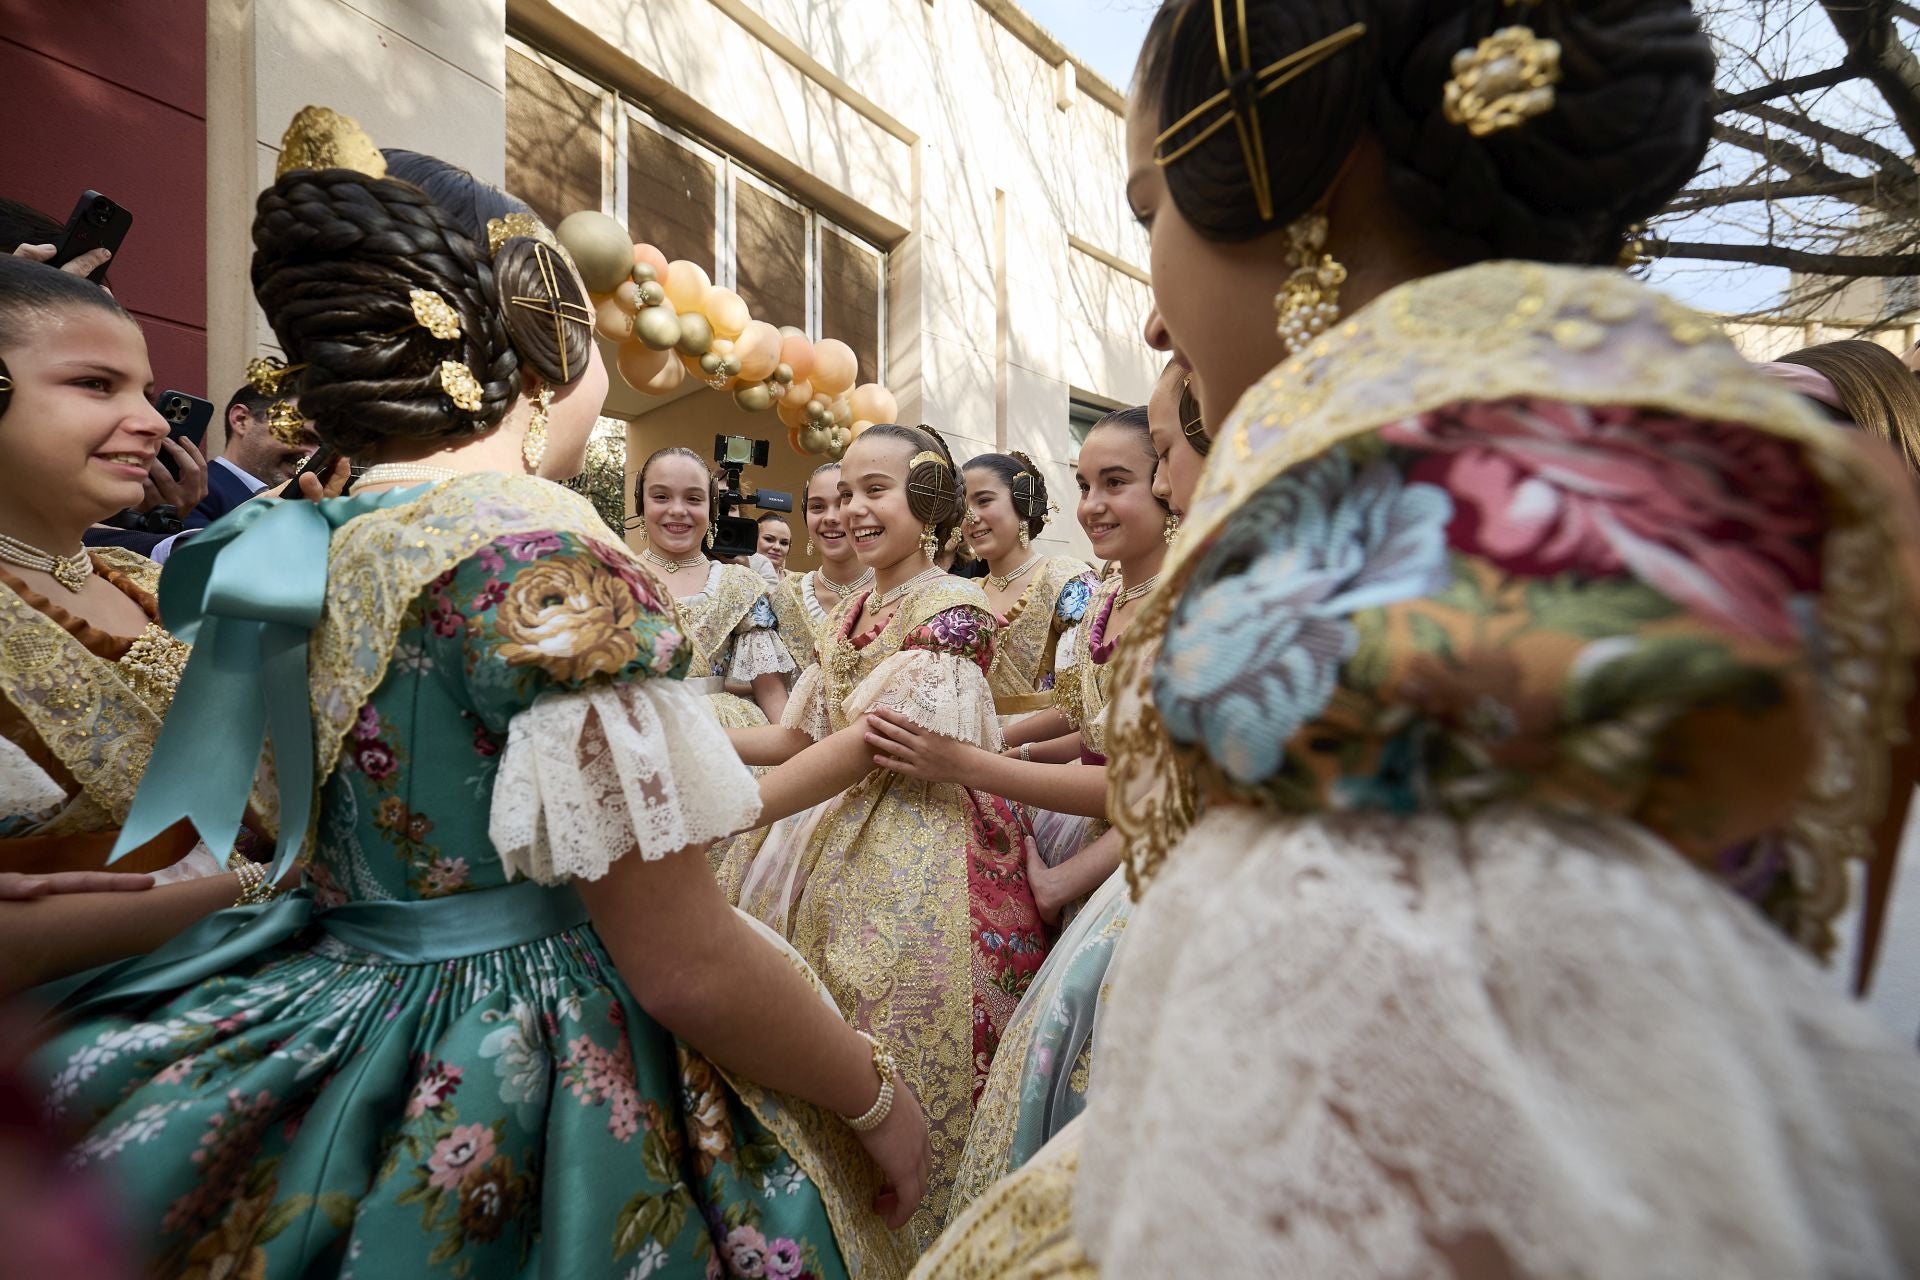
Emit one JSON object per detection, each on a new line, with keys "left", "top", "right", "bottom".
{"left": 490, "top": 681, "right": 763, "bottom": 884}
{"left": 779, "top": 664, "right": 834, "bottom": 741}
{"left": 845, "top": 648, "right": 1004, "bottom": 751}
{"left": 0, "top": 735, "right": 66, "bottom": 828}
{"left": 727, "top": 627, "right": 798, "bottom": 683}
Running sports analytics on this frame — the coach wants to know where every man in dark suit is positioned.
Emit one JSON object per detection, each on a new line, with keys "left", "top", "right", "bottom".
{"left": 87, "top": 383, "right": 317, "bottom": 561}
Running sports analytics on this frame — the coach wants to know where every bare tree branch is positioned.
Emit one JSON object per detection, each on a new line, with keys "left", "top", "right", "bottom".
{"left": 1710, "top": 120, "right": 1881, "bottom": 204}
{"left": 1664, "top": 173, "right": 1900, "bottom": 213}
{"left": 1738, "top": 102, "right": 1915, "bottom": 178}
{"left": 1896, "top": 2, "right": 1920, "bottom": 26}
{"left": 1819, "top": 0, "right": 1920, "bottom": 153}
{"left": 1714, "top": 63, "right": 1858, "bottom": 113}
{"left": 1646, "top": 237, "right": 1920, "bottom": 276}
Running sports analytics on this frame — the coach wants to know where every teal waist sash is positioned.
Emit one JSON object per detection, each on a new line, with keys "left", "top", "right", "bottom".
{"left": 39, "top": 879, "right": 591, "bottom": 1023}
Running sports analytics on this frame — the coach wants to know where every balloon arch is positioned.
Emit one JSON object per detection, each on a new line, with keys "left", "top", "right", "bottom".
{"left": 555, "top": 210, "right": 899, "bottom": 464}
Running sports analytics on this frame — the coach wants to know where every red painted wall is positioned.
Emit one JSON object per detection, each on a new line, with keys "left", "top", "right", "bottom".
{"left": 0, "top": 2, "right": 208, "bottom": 396}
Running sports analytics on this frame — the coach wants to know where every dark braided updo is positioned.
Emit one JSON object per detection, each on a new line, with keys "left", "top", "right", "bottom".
{"left": 1138, "top": 0, "right": 1714, "bottom": 266}
{"left": 251, "top": 168, "right": 521, "bottom": 456}
{"left": 860, "top": 422, "right": 966, "bottom": 555}
{"left": 965, "top": 451, "right": 1053, "bottom": 541}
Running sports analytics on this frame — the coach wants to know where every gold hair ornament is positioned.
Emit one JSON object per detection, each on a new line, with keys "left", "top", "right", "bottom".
{"left": 275, "top": 105, "right": 386, "bottom": 180}
{"left": 266, "top": 399, "right": 307, "bottom": 445}
{"left": 409, "top": 289, "right": 463, "bottom": 340}
{"left": 246, "top": 355, "right": 305, "bottom": 397}
{"left": 486, "top": 213, "right": 574, "bottom": 272}
{"left": 1152, "top": 4, "right": 1367, "bottom": 222}
{"left": 508, "top": 242, "right": 593, "bottom": 382}
{"left": 438, "top": 360, "right": 484, "bottom": 413}
{"left": 1442, "top": 25, "right": 1563, "bottom": 137}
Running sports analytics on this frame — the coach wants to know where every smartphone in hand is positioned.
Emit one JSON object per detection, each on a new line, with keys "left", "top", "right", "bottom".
{"left": 152, "top": 390, "right": 214, "bottom": 480}
{"left": 279, "top": 447, "right": 354, "bottom": 499}
{"left": 51, "top": 191, "right": 132, "bottom": 285}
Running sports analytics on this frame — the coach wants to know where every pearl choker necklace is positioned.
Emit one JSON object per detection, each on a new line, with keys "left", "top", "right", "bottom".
{"left": 642, "top": 547, "right": 707, "bottom": 574}
{"left": 1115, "top": 572, "right": 1160, "bottom": 606}
{"left": 0, "top": 532, "right": 91, "bottom": 592}
{"left": 358, "top": 463, "right": 462, "bottom": 489}
{"left": 873, "top": 567, "right": 942, "bottom": 610}
{"left": 818, "top": 567, "right": 874, "bottom": 595}
{"left": 986, "top": 555, "right": 1042, "bottom": 592}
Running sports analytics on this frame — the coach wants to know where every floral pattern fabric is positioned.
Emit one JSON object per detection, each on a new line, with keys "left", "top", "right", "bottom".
{"left": 38, "top": 525, "right": 874, "bottom": 1280}
{"left": 1155, "top": 400, "right": 1831, "bottom": 937}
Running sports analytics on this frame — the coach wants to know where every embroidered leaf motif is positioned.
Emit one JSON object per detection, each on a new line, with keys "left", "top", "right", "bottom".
{"left": 1524, "top": 575, "right": 1680, "bottom": 640}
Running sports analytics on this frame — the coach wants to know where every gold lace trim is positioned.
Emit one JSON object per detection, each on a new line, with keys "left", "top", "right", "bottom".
{"left": 1053, "top": 576, "right": 1125, "bottom": 757}
{"left": 818, "top": 578, "right": 991, "bottom": 734}
{"left": 675, "top": 562, "right": 775, "bottom": 674}
{"left": 909, "top": 1124, "right": 1094, "bottom": 1280}
{"left": 1106, "top": 261, "right": 1917, "bottom": 958}
{"left": 988, "top": 558, "right": 1090, "bottom": 699}
{"left": 768, "top": 569, "right": 820, "bottom": 670}
{"left": 0, "top": 549, "right": 169, "bottom": 832}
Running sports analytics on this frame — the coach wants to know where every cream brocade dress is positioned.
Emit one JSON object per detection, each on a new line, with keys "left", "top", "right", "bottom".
{"left": 917, "top": 262, "right": 1920, "bottom": 1278}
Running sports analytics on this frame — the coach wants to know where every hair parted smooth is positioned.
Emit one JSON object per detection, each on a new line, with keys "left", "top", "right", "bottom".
{"left": 860, "top": 422, "right": 966, "bottom": 553}
{"left": 634, "top": 445, "right": 720, "bottom": 516}
{"left": 0, "top": 254, "right": 133, "bottom": 350}
{"left": 965, "top": 451, "right": 1052, "bottom": 539}
{"left": 1085, "top": 405, "right": 1172, "bottom": 513}
{"left": 1137, "top": 0, "right": 1715, "bottom": 266}
{"left": 1778, "top": 340, "right": 1920, "bottom": 476}
{"left": 250, "top": 167, "right": 520, "bottom": 456}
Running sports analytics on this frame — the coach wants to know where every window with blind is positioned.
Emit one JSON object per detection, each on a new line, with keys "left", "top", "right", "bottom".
{"left": 504, "top": 38, "right": 889, "bottom": 384}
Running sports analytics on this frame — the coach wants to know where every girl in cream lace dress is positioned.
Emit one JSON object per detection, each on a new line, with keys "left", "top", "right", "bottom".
{"left": 920, "top": 3, "right": 1920, "bottom": 1276}
{"left": 730, "top": 424, "right": 1049, "bottom": 1248}
{"left": 768, "top": 463, "right": 872, "bottom": 673}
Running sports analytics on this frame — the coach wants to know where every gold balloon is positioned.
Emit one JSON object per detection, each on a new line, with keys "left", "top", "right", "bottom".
{"left": 773, "top": 362, "right": 794, "bottom": 385}
{"left": 675, "top": 312, "right": 714, "bottom": 356}
{"left": 593, "top": 294, "right": 634, "bottom": 343}
{"left": 633, "top": 305, "right": 683, "bottom": 351}
{"left": 631, "top": 262, "right": 658, "bottom": 285}
{"left": 800, "top": 423, "right": 833, "bottom": 454}
{"left": 831, "top": 425, "right": 853, "bottom": 449}
{"left": 700, "top": 352, "right": 723, "bottom": 375}
{"left": 556, "top": 211, "right": 634, "bottom": 293}
{"left": 636, "top": 280, "right": 666, "bottom": 308}
{"left": 733, "top": 383, "right": 775, "bottom": 413}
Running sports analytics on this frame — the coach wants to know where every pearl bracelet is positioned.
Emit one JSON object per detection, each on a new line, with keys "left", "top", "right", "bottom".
{"left": 1018, "top": 743, "right": 1032, "bottom": 763}
{"left": 227, "top": 851, "right": 279, "bottom": 907}
{"left": 846, "top": 1031, "right": 898, "bottom": 1132}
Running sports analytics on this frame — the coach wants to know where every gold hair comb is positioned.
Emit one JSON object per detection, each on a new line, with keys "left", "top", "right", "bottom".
{"left": 486, "top": 212, "right": 575, "bottom": 270}
{"left": 1443, "top": 26, "right": 1562, "bottom": 137}
{"left": 408, "top": 289, "right": 462, "bottom": 340}
{"left": 246, "top": 355, "right": 306, "bottom": 396}
{"left": 438, "top": 360, "right": 484, "bottom": 413}
{"left": 265, "top": 398, "right": 307, "bottom": 445}
{"left": 275, "top": 105, "right": 386, "bottom": 180}
{"left": 1153, "top": 3, "right": 1367, "bottom": 223}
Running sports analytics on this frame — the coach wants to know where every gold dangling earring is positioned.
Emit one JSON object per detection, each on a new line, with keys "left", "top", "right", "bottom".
{"left": 521, "top": 386, "right": 552, "bottom": 473}
{"left": 704, "top": 523, "right": 716, "bottom": 552}
{"left": 1273, "top": 212, "right": 1346, "bottom": 352}
{"left": 1018, "top": 525, "right": 1031, "bottom": 550}
{"left": 920, "top": 523, "right": 940, "bottom": 562}
{"left": 805, "top": 536, "right": 814, "bottom": 557}
{"left": 1163, "top": 512, "right": 1181, "bottom": 545}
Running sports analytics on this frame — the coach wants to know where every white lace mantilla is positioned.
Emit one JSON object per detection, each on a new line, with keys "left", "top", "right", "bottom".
{"left": 1074, "top": 805, "right": 1920, "bottom": 1279}
{"left": 490, "top": 680, "right": 763, "bottom": 884}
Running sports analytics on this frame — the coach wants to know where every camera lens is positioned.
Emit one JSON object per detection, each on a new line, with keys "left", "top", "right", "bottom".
{"left": 88, "top": 197, "right": 112, "bottom": 225}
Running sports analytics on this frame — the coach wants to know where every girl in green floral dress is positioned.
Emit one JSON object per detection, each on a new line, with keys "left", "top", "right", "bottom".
{"left": 34, "top": 116, "right": 926, "bottom": 1280}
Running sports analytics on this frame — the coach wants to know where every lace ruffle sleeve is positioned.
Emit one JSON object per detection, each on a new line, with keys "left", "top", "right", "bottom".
{"left": 0, "top": 734, "right": 65, "bottom": 833}
{"left": 846, "top": 606, "right": 1003, "bottom": 749}
{"left": 779, "top": 663, "right": 833, "bottom": 741}
{"left": 726, "top": 596, "right": 797, "bottom": 683}
{"left": 489, "top": 680, "right": 762, "bottom": 884}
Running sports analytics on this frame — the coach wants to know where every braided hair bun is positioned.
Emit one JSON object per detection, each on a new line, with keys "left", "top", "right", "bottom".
{"left": 965, "top": 451, "right": 1052, "bottom": 541}
{"left": 862, "top": 422, "right": 965, "bottom": 553}
{"left": 1140, "top": 0, "right": 1714, "bottom": 265}
{"left": 251, "top": 167, "right": 520, "bottom": 455}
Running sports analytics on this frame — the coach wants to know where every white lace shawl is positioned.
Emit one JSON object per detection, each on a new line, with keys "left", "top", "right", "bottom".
{"left": 489, "top": 678, "right": 763, "bottom": 884}
{"left": 1074, "top": 805, "right": 1920, "bottom": 1279}
{"left": 0, "top": 734, "right": 66, "bottom": 828}
{"left": 780, "top": 648, "right": 1002, "bottom": 752}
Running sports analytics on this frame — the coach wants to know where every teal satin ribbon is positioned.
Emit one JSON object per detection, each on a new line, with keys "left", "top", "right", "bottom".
{"left": 110, "top": 488, "right": 423, "bottom": 883}
{"left": 40, "top": 880, "right": 590, "bottom": 1021}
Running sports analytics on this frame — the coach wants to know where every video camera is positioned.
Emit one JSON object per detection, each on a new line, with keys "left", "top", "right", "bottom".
{"left": 710, "top": 434, "right": 792, "bottom": 561}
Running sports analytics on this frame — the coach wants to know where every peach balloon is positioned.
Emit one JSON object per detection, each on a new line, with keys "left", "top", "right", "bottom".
{"left": 593, "top": 294, "right": 634, "bottom": 343}
{"left": 702, "top": 287, "right": 750, "bottom": 340}
{"left": 777, "top": 399, "right": 810, "bottom": 431}
{"left": 811, "top": 339, "right": 857, "bottom": 396}
{"left": 633, "top": 242, "right": 670, "bottom": 280}
{"left": 786, "top": 422, "right": 806, "bottom": 454}
{"left": 779, "top": 377, "right": 814, "bottom": 411}
{"left": 734, "top": 321, "right": 781, "bottom": 382}
{"left": 612, "top": 281, "right": 642, "bottom": 314}
{"left": 778, "top": 334, "right": 815, "bottom": 382}
{"left": 616, "top": 340, "right": 674, "bottom": 393}
{"left": 664, "top": 260, "right": 712, "bottom": 312}
{"left": 848, "top": 383, "right": 898, "bottom": 425}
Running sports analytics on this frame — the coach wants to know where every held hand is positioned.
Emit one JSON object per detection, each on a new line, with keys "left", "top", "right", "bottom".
{"left": 0, "top": 870, "right": 155, "bottom": 901}
{"left": 864, "top": 708, "right": 977, "bottom": 785}
{"left": 293, "top": 456, "right": 352, "bottom": 501}
{"left": 855, "top": 1076, "right": 931, "bottom": 1230}
{"left": 1024, "top": 834, "right": 1063, "bottom": 925}
{"left": 139, "top": 437, "right": 209, "bottom": 514}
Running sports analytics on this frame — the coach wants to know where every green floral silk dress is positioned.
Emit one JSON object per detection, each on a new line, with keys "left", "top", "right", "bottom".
{"left": 37, "top": 476, "right": 908, "bottom": 1280}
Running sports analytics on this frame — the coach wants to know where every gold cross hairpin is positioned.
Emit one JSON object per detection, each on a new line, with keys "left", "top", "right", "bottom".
{"left": 906, "top": 449, "right": 954, "bottom": 502}
{"left": 509, "top": 243, "right": 593, "bottom": 382}
{"left": 1152, "top": 3, "right": 1367, "bottom": 223}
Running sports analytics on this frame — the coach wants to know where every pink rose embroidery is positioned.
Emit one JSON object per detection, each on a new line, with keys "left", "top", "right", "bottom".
{"left": 426, "top": 1123, "right": 495, "bottom": 1191}
{"left": 1384, "top": 399, "right": 1822, "bottom": 645}
{"left": 723, "top": 1225, "right": 769, "bottom": 1277}
{"left": 405, "top": 1061, "right": 463, "bottom": 1118}
{"left": 354, "top": 741, "right": 397, "bottom": 781}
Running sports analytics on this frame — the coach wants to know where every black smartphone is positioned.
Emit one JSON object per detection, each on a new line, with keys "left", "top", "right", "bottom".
{"left": 51, "top": 191, "right": 132, "bottom": 285}
{"left": 152, "top": 390, "right": 214, "bottom": 480}
{"left": 279, "top": 447, "right": 354, "bottom": 499}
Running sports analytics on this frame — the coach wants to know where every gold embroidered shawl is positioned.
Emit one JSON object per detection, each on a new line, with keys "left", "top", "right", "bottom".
{"left": 769, "top": 569, "right": 820, "bottom": 670}
{"left": 988, "top": 556, "right": 1093, "bottom": 700}
{"left": 0, "top": 549, "right": 170, "bottom": 833}
{"left": 674, "top": 563, "right": 775, "bottom": 675}
{"left": 817, "top": 578, "right": 993, "bottom": 735}
{"left": 1104, "top": 260, "right": 1919, "bottom": 958}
